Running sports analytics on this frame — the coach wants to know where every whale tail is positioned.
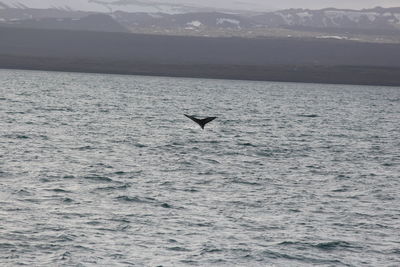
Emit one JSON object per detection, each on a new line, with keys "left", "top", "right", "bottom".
{"left": 184, "top": 114, "right": 217, "bottom": 129}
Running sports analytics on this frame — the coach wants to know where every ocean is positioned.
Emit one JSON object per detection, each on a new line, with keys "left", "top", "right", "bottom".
{"left": 1, "top": 69, "right": 399, "bottom": 266}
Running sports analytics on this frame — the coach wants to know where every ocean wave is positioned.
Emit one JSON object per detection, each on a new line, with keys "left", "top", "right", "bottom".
{"left": 83, "top": 175, "right": 113, "bottom": 182}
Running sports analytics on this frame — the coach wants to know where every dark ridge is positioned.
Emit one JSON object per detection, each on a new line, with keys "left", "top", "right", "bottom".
{"left": 1, "top": 27, "right": 400, "bottom": 86}
{"left": 284, "top": 25, "right": 400, "bottom": 36}
{"left": 1, "top": 26, "right": 400, "bottom": 66}
{"left": 2, "top": 54, "right": 400, "bottom": 86}
{"left": 0, "top": 2, "right": 9, "bottom": 9}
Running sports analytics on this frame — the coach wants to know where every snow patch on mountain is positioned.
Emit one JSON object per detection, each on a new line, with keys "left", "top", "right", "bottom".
{"left": 277, "top": 12, "right": 293, "bottom": 24}
{"left": 296, "top": 12, "right": 312, "bottom": 19}
{"left": 317, "top": 35, "right": 348, "bottom": 40}
{"left": 324, "top": 10, "right": 381, "bottom": 23}
{"left": 216, "top": 18, "right": 240, "bottom": 26}
{"left": 187, "top": 20, "right": 202, "bottom": 27}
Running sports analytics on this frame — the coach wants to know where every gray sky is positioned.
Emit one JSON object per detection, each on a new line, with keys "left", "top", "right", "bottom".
{"left": 1, "top": 0, "right": 399, "bottom": 12}
{"left": 253, "top": 0, "right": 400, "bottom": 10}
{"left": 178, "top": 0, "right": 400, "bottom": 10}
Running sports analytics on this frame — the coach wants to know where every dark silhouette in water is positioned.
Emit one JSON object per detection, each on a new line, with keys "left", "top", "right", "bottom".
{"left": 184, "top": 114, "right": 217, "bottom": 129}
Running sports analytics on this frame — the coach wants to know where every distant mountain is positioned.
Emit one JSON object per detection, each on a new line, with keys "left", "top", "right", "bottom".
{"left": 0, "top": 6, "right": 88, "bottom": 21}
{"left": 0, "top": 0, "right": 199, "bottom": 13}
{"left": 113, "top": 7, "right": 400, "bottom": 34}
{"left": 0, "top": 13, "right": 129, "bottom": 33}
{"left": 252, "top": 7, "right": 400, "bottom": 31}
{"left": 1, "top": 4, "right": 400, "bottom": 35}
{"left": 113, "top": 11, "right": 254, "bottom": 29}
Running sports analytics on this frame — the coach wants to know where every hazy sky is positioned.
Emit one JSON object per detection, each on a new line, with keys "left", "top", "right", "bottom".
{"left": 111, "top": 0, "right": 400, "bottom": 11}
{"left": 174, "top": 0, "right": 400, "bottom": 10}
{"left": 1, "top": 0, "right": 399, "bottom": 12}
{"left": 260, "top": 0, "right": 397, "bottom": 9}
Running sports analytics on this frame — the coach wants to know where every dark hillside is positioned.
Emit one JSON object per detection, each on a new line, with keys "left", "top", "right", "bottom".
{"left": 1, "top": 27, "right": 400, "bottom": 85}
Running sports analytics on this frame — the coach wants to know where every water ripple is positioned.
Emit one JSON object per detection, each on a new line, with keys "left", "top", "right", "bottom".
{"left": 1, "top": 69, "right": 399, "bottom": 266}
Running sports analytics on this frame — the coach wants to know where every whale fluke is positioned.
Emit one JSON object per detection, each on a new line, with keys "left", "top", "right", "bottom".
{"left": 184, "top": 114, "right": 217, "bottom": 129}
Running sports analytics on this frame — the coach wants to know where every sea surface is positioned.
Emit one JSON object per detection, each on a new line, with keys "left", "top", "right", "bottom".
{"left": 1, "top": 69, "right": 399, "bottom": 266}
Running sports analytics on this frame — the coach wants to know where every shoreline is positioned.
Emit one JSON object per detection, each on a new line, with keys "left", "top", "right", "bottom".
{"left": 1, "top": 56, "right": 400, "bottom": 86}
{"left": 1, "top": 27, "right": 400, "bottom": 87}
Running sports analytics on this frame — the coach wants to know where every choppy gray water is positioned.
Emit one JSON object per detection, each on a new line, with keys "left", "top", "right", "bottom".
{"left": 1, "top": 69, "right": 399, "bottom": 266}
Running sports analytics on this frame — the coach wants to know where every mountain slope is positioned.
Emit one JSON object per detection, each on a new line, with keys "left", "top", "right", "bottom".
{"left": 252, "top": 7, "right": 400, "bottom": 30}
{"left": 0, "top": 0, "right": 198, "bottom": 13}
{"left": 113, "top": 11, "right": 253, "bottom": 29}
{"left": 1, "top": 26, "right": 400, "bottom": 86}
{"left": 0, "top": 13, "right": 128, "bottom": 32}
{"left": 1, "top": 4, "right": 400, "bottom": 37}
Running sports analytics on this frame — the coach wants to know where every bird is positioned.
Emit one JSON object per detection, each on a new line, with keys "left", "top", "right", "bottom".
{"left": 184, "top": 114, "right": 217, "bottom": 129}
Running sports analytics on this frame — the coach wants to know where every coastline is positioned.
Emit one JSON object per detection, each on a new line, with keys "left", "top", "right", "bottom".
{"left": 1, "top": 55, "right": 400, "bottom": 86}
{"left": 1, "top": 26, "right": 400, "bottom": 86}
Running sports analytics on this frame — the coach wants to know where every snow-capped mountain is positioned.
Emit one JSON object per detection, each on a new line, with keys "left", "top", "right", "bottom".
{"left": 113, "top": 12, "right": 253, "bottom": 29}
{"left": 252, "top": 7, "right": 400, "bottom": 30}
{"left": 2, "top": 13, "right": 129, "bottom": 32}
{"left": 114, "top": 7, "right": 400, "bottom": 33}
{"left": 0, "top": 0, "right": 110, "bottom": 12}
{"left": 1, "top": 1, "right": 400, "bottom": 35}
{"left": 0, "top": 0, "right": 208, "bottom": 13}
